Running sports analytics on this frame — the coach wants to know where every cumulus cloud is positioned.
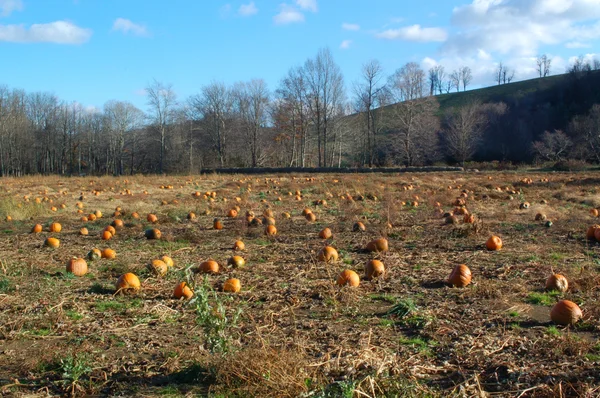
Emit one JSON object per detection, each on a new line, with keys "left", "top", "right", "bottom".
{"left": 238, "top": 2, "right": 258, "bottom": 17}
{"left": 376, "top": 24, "right": 448, "bottom": 42}
{"left": 342, "top": 23, "right": 360, "bottom": 31}
{"left": 443, "top": 0, "right": 600, "bottom": 57}
{"left": 0, "top": 0, "right": 22, "bottom": 17}
{"left": 0, "top": 20, "right": 92, "bottom": 44}
{"left": 274, "top": 4, "right": 305, "bottom": 25}
{"left": 296, "top": 0, "right": 317, "bottom": 12}
{"left": 340, "top": 39, "right": 352, "bottom": 49}
{"left": 112, "top": 18, "right": 148, "bottom": 36}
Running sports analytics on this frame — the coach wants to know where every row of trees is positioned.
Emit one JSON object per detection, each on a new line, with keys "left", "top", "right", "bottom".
{"left": 0, "top": 49, "right": 599, "bottom": 176}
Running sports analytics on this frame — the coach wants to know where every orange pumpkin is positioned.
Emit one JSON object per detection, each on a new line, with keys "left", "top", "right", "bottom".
{"left": 101, "top": 230, "right": 113, "bottom": 241}
{"left": 448, "top": 264, "right": 472, "bottom": 287}
{"left": 233, "top": 240, "right": 245, "bottom": 251}
{"left": 147, "top": 213, "right": 158, "bottom": 223}
{"left": 365, "top": 260, "right": 385, "bottom": 280}
{"left": 79, "top": 227, "right": 89, "bottom": 236}
{"left": 550, "top": 300, "right": 582, "bottom": 326}
{"left": 486, "top": 236, "right": 502, "bottom": 251}
{"left": 116, "top": 273, "right": 141, "bottom": 293}
{"left": 227, "top": 209, "right": 238, "bottom": 218}
{"left": 174, "top": 282, "right": 194, "bottom": 299}
{"left": 147, "top": 259, "right": 168, "bottom": 277}
{"left": 198, "top": 260, "right": 219, "bottom": 274}
{"left": 223, "top": 278, "right": 241, "bottom": 293}
{"left": 161, "top": 255, "right": 174, "bottom": 268}
{"left": 265, "top": 225, "right": 277, "bottom": 236}
{"left": 111, "top": 219, "right": 124, "bottom": 229}
{"left": 305, "top": 212, "right": 317, "bottom": 222}
{"left": 545, "top": 274, "right": 568, "bottom": 292}
{"left": 337, "top": 269, "right": 360, "bottom": 287}
{"left": 353, "top": 221, "right": 366, "bottom": 232}
{"left": 317, "top": 246, "right": 338, "bottom": 263}
{"left": 213, "top": 218, "right": 223, "bottom": 230}
{"left": 66, "top": 258, "right": 88, "bottom": 276}
{"left": 101, "top": 248, "right": 116, "bottom": 259}
{"left": 145, "top": 228, "right": 161, "bottom": 240}
{"left": 319, "top": 228, "right": 332, "bottom": 239}
{"left": 49, "top": 222, "right": 62, "bottom": 233}
{"left": 31, "top": 224, "right": 43, "bottom": 233}
{"left": 44, "top": 237, "right": 60, "bottom": 248}
{"left": 586, "top": 225, "right": 600, "bottom": 240}
{"left": 87, "top": 248, "right": 102, "bottom": 261}
{"left": 366, "top": 238, "right": 388, "bottom": 253}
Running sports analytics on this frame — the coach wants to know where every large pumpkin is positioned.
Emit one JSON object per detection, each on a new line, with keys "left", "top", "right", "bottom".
{"left": 116, "top": 273, "right": 141, "bottom": 293}
{"left": 317, "top": 246, "right": 338, "bottom": 263}
{"left": 365, "top": 260, "right": 385, "bottom": 280}
{"left": 366, "top": 238, "right": 388, "bottom": 253}
{"left": 448, "top": 264, "right": 472, "bottom": 287}
{"left": 66, "top": 258, "right": 88, "bottom": 276}
{"left": 337, "top": 269, "right": 360, "bottom": 287}
{"left": 550, "top": 300, "right": 582, "bottom": 326}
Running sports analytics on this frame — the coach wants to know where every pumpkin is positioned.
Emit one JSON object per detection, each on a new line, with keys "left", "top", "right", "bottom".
{"left": 594, "top": 227, "right": 600, "bottom": 242}
{"left": 486, "top": 236, "right": 502, "bottom": 251}
{"left": 448, "top": 264, "right": 472, "bottom": 287}
{"left": 147, "top": 213, "right": 158, "bottom": 223}
{"left": 319, "top": 228, "right": 332, "bottom": 239}
{"left": 198, "top": 260, "right": 219, "bottom": 274}
{"left": 66, "top": 258, "right": 88, "bottom": 276}
{"left": 187, "top": 212, "right": 196, "bottom": 220}
{"left": 282, "top": 212, "right": 291, "bottom": 219}
{"left": 353, "top": 221, "right": 366, "bottom": 232}
{"left": 145, "top": 228, "right": 161, "bottom": 240}
{"left": 104, "top": 225, "right": 116, "bottom": 235}
{"left": 94, "top": 210, "right": 102, "bottom": 218}
{"left": 88, "top": 213, "right": 97, "bottom": 221}
{"left": 131, "top": 212, "right": 140, "bottom": 219}
{"left": 213, "top": 218, "right": 223, "bottom": 230}
{"left": 265, "top": 225, "right": 277, "bottom": 236}
{"left": 545, "top": 274, "right": 568, "bottom": 292}
{"left": 550, "top": 300, "right": 582, "bottom": 326}
{"left": 233, "top": 240, "right": 245, "bottom": 251}
{"left": 591, "top": 209, "right": 599, "bottom": 217}
{"left": 366, "top": 238, "right": 388, "bottom": 253}
{"left": 463, "top": 214, "right": 475, "bottom": 224}
{"left": 87, "top": 248, "right": 102, "bottom": 261}
{"left": 535, "top": 213, "right": 547, "bottom": 221}
{"left": 174, "top": 282, "right": 194, "bottom": 299}
{"left": 101, "top": 248, "right": 116, "bottom": 259}
{"left": 305, "top": 212, "right": 317, "bottom": 222}
{"left": 102, "top": 230, "right": 113, "bottom": 241}
{"left": 263, "top": 216, "right": 276, "bottom": 226}
{"left": 519, "top": 202, "right": 530, "bottom": 209}
{"left": 80, "top": 216, "right": 89, "bottom": 222}
{"left": 49, "top": 222, "right": 62, "bottom": 233}
{"left": 111, "top": 219, "right": 124, "bottom": 229}
{"left": 586, "top": 225, "right": 600, "bottom": 240}
{"left": 44, "top": 237, "right": 60, "bottom": 248}
{"left": 301, "top": 208, "right": 312, "bottom": 217}
{"left": 31, "top": 224, "right": 43, "bottom": 233}
{"left": 223, "top": 278, "right": 241, "bottom": 293}
{"left": 317, "top": 246, "right": 338, "bottom": 263}
{"left": 147, "top": 259, "right": 168, "bottom": 277}
{"left": 79, "top": 227, "right": 89, "bottom": 236}
{"left": 365, "top": 260, "right": 385, "bottom": 280}
{"left": 263, "top": 209, "right": 274, "bottom": 218}
{"left": 228, "top": 256, "right": 245, "bottom": 268}
{"left": 227, "top": 209, "right": 238, "bottom": 218}
{"left": 116, "top": 273, "right": 141, "bottom": 293}
{"left": 161, "top": 255, "right": 174, "bottom": 268}
{"left": 337, "top": 269, "right": 360, "bottom": 287}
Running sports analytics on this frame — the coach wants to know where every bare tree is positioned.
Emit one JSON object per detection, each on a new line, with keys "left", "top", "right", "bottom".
{"left": 388, "top": 62, "right": 425, "bottom": 101}
{"left": 354, "top": 59, "right": 385, "bottom": 166}
{"left": 146, "top": 80, "right": 177, "bottom": 173}
{"left": 450, "top": 70, "right": 461, "bottom": 92}
{"left": 443, "top": 101, "right": 489, "bottom": 166}
{"left": 104, "top": 100, "right": 143, "bottom": 175}
{"left": 536, "top": 54, "right": 552, "bottom": 77}
{"left": 460, "top": 66, "right": 472, "bottom": 91}
{"left": 531, "top": 130, "right": 572, "bottom": 162}
{"left": 496, "top": 62, "right": 515, "bottom": 84}
{"left": 428, "top": 65, "right": 445, "bottom": 96}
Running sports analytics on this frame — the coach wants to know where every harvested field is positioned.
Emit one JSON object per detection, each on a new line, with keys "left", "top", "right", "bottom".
{"left": 0, "top": 172, "right": 599, "bottom": 397}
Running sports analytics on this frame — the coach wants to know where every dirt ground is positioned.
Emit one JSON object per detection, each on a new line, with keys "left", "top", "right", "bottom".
{"left": 0, "top": 171, "right": 599, "bottom": 397}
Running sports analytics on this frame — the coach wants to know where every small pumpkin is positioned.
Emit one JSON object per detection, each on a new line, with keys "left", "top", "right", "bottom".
{"left": 80, "top": 227, "right": 89, "bottom": 236}
{"left": 227, "top": 209, "right": 238, "bottom": 218}
{"left": 147, "top": 213, "right": 158, "bottom": 223}
{"left": 31, "top": 224, "right": 43, "bottom": 233}
{"left": 131, "top": 212, "right": 140, "bottom": 219}
{"left": 265, "top": 225, "right": 277, "bottom": 236}
{"left": 353, "top": 221, "right": 366, "bottom": 232}
{"left": 174, "top": 282, "right": 194, "bottom": 299}
{"left": 213, "top": 218, "right": 223, "bottom": 230}
{"left": 145, "top": 228, "right": 161, "bottom": 240}
{"left": 591, "top": 208, "right": 599, "bottom": 217}
{"left": 116, "top": 273, "right": 141, "bottom": 293}
{"left": 305, "top": 212, "right": 317, "bottom": 222}
{"left": 463, "top": 214, "right": 475, "bottom": 224}
{"left": 101, "top": 248, "right": 116, "bottom": 259}
{"left": 111, "top": 219, "right": 124, "bottom": 229}
{"left": 545, "top": 274, "right": 568, "bottom": 292}
{"left": 448, "top": 264, "right": 472, "bottom": 287}
{"left": 66, "top": 258, "right": 88, "bottom": 276}
{"left": 147, "top": 259, "right": 168, "bottom": 277}
{"left": 44, "top": 237, "right": 60, "bottom": 248}
{"left": 535, "top": 213, "right": 547, "bottom": 221}
{"left": 337, "top": 269, "right": 360, "bottom": 287}
{"left": 317, "top": 246, "right": 338, "bottom": 263}
{"left": 187, "top": 212, "right": 196, "bottom": 220}
{"left": 319, "top": 227, "right": 332, "bottom": 239}
{"left": 197, "top": 260, "right": 219, "bottom": 274}
{"left": 161, "top": 255, "right": 174, "bottom": 268}
{"left": 366, "top": 238, "right": 388, "bottom": 253}
{"left": 228, "top": 255, "right": 245, "bottom": 268}
{"left": 586, "top": 225, "right": 600, "bottom": 240}
{"left": 223, "top": 278, "right": 241, "bottom": 293}
{"left": 233, "top": 240, "right": 245, "bottom": 251}
{"left": 102, "top": 230, "right": 113, "bottom": 241}
{"left": 486, "top": 236, "right": 502, "bottom": 251}
{"left": 87, "top": 248, "right": 102, "bottom": 261}
{"left": 550, "top": 300, "right": 582, "bottom": 326}
{"left": 365, "top": 260, "right": 385, "bottom": 280}
{"left": 49, "top": 222, "right": 62, "bottom": 233}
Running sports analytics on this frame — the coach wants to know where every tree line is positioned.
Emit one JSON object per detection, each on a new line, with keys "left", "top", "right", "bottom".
{"left": 0, "top": 49, "right": 599, "bottom": 176}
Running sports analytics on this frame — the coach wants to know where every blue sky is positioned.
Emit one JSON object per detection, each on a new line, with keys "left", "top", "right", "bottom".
{"left": 0, "top": 0, "right": 599, "bottom": 112}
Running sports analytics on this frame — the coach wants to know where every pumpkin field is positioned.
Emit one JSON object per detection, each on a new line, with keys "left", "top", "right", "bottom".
{"left": 1, "top": 172, "right": 600, "bottom": 397}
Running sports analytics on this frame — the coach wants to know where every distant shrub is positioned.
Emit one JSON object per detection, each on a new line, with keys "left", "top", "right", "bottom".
{"left": 552, "top": 160, "right": 589, "bottom": 171}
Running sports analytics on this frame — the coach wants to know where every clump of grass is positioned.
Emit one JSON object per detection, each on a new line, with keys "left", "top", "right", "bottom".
{"left": 526, "top": 291, "right": 561, "bottom": 306}
{"left": 0, "top": 197, "right": 47, "bottom": 220}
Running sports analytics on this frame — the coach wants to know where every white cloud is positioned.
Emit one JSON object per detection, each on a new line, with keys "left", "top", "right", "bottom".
{"left": 376, "top": 24, "right": 447, "bottom": 42}
{"left": 0, "top": 0, "right": 22, "bottom": 17}
{"left": 340, "top": 39, "right": 352, "bottom": 49}
{"left": 296, "top": 0, "right": 317, "bottom": 12}
{"left": 134, "top": 88, "right": 147, "bottom": 96}
{"left": 274, "top": 4, "right": 304, "bottom": 25}
{"left": 238, "top": 2, "right": 258, "bottom": 17}
{"left": 0, "top": 21, "right": 92, "bottom": 44}
{"left": 566, "top": 41, "right": 592, "bottom": 48}
{"left": 112, "top": 18, "right": 148, "bottom": 37}
{"left": 443, "top": 0, "right": 600, "bottom": 57}
{"left": 342, "top": 23, "right": 360, "bottom": 31}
